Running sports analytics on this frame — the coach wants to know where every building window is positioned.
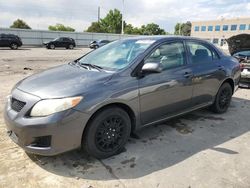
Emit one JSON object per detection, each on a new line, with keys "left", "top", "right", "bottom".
{"left": 239, "top": 24, "right": 246, "bottom": 30}
{"left": 194, "top": 26, "right": 199, "bottom": 31}
{"left": 231, "top": 25, "right": 237, "bottom": 31}
{"left": 215, "top": 25, "right": 220, "bottom": 31}
{"left": 201, "top": 26, "right": 206, "bottom": 31}
{"left": 208, "top": 26, "right": 213, "bottom": 31}
{"left": 223, "top": 25, "right": 228, "bottom": 31}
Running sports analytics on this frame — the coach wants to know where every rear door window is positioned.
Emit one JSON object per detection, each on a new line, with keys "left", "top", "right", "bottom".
{"left": 186, "top": 41, "right": 218, "bottom": 64}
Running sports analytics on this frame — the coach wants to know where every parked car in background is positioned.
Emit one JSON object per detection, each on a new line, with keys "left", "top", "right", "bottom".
{"left": 89, "top": 40, "right": 110, "bottom": 49}
{"left": 4, "top": 36, "right": 240, "bottom": 159}
{"left": 43, "top": 37, "right": 76, "bottom": 49}
{"left": 0, "top": 34, "right": 22, "bottom": 50}
{"left": 227, "top": 34, "right": 250, "bottom": 88}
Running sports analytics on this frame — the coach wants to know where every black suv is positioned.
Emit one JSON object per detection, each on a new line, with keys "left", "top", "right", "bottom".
{"left": 43, "top": 37, "right": 76, "bottom": 49}
{"left": 0, "top": 34, "right": 22, "bottom": 50}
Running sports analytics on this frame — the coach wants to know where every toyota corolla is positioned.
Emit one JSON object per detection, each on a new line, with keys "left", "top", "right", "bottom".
{"left": 4, "top": 36, "right": 241, "bottom": 159}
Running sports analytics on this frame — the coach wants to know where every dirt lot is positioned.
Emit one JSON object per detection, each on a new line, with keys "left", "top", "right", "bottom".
{"left": 0, "top": 48, "right": 250, "bottom": 188}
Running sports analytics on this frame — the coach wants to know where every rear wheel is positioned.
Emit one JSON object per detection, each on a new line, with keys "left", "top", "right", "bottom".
{"left": 83, "top": 107, "right": 131, "bottom": 159}
{"left": 10, "top": 43, "right": 18, "bottom": 50}
{"left": 68, "top": 44, "right": 74, "bottom": 49}
{"left": 210, "top": 82, "right": 232, "bottom": 113}
{"left": 49, "top": 44, "right": 55, "bottom": 49}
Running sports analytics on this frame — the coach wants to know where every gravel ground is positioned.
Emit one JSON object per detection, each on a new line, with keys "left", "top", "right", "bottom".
{"left": 0, "top": 47, "right": 250, "bottom": 188}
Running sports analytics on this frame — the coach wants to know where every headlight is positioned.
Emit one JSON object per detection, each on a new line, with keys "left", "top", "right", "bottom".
{"left": 30, "top": 96, "right": 83, "bottom": 117}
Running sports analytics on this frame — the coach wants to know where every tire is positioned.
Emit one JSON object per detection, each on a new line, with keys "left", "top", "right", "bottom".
{"left": 68, "top": 44, "right": 74, "bottom": 49}
{"left": 94, "top": 45, "right": 99, "bottom": 49}
{"left": 10, "top": 43, "right": 18, "bottom": 50}
{"left": 83, "top": 107, "right": 131, "bottom": 159}
{"left": 210, "top": 82, "right": 232, "bottom": 113}
{"left": 49, "top": 44, "right": 55, "bottom": 49}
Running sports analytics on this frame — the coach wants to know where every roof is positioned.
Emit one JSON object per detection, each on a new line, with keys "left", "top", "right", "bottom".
{"left": 123, "top": 35, "right": 203, "bottom": 41}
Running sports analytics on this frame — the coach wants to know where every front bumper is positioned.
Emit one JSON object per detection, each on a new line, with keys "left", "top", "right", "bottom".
{"left": 4, "top": 89, "right": 91, "bottom": 156}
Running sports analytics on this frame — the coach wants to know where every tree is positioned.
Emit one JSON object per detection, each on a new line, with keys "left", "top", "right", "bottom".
{"left": 10, "top": 19, "right": 31, "bottom": 29}
{"left": 174, "top": 21, "right": 191, "bottom": 36}
{"left": 140, "top": 23, "right": 166, "bottom": 35}
{"left": 48, "top": 23, "right": 75, "bottom": 32}
{"left": 86, "top": 22, "right": 103, "bottom": 33}
{"left": 100, "top": 9, "right": 123, "bottom": 34}
{"left": 85, "top": 9, "right": 167, "bottom": 35}
{"left": 124, "top": 24, "right": 135, "bottom": 34}
{"left": 174, "top": 23, "right": 182, "bottom": 35}
{"left": 182, "top": 21, "right": 192, "bottom": 36}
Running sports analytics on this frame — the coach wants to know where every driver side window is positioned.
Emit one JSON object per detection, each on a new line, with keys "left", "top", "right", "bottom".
{"left": 145, "top": 42, "right": 185, "bottom": 70}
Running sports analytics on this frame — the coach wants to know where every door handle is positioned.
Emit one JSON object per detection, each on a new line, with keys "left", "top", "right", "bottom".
{"left": 184, "top": 72, "right": 193, "bottom": 78}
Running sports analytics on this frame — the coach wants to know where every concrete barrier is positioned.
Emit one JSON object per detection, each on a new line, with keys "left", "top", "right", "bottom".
{"left": 0, "top": 28, "right": 138, "bottom": 46}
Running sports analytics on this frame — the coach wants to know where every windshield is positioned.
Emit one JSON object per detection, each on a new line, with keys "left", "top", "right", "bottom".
{"left": 234, "top": 50, "right": 250, "bottom": 57}
{"left": 78, "top": 39, "right": 155, "bottom": 70}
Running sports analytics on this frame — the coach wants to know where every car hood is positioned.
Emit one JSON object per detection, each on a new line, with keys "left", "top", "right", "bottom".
{"left": 16, "top": 64, "right": 113, "bottom": 99}
{"left": 43, "top": 41, "right": 51, "bottom": 44}
{"left": 227, "top": 34, "right": 250, "bottom": 55}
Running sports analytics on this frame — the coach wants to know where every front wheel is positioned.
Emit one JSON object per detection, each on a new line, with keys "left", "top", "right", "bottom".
{"left": 210, "top": 82, "right": 232, "bottom": 113}
{"left": 10, "top": 43, "right": 18, "bottom": 50}
{"left": 83, "top": 107, "right": 131, "bottom": 159}
{"left": 49, "top": 44, "right": 55, "bottom": 49}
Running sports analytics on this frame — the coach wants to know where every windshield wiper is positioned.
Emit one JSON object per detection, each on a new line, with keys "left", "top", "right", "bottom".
{"left": 70, "top": 60, "right": 104, "bottom": 72}
{"left": 79, "top": 63, "right": 104, "bottom": 72}
{"left": 69, "top": 60, "right": 88, "bottom": 69}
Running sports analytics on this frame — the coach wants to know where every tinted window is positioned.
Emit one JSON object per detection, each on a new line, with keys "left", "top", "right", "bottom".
{"left": 208, "top": 26, "right": 213, "bottom": 31}
{"left": 231, "top": 25, "right": 237, "bottom": 31}
{"left": 194, "top": 26, "right": 199, "bottom": 31}
{"left": 1, "top": 34, "right": 8, "bottom": 38}
{"left": 223, "top": 25, "right": 228, "bottom": 31}
{"left": 101, "top": 40, "right": 109, "bottom": 43}
{"left": 63, "top": 38, "right": 71, "bottom": 42}
{"left": 215, "top": 25, "right": 220, "bottom": 31}
{"left": 187, "top": 42, "right": 218, "bottom": 64}
{"left": 239, "top": 24, "right": 246, "bottom": 30}
{"left": 145, "top": 42, "right": 185, "bottom": 70}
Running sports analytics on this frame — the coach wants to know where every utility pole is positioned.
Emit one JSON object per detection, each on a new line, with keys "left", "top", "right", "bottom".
{"left": 121, "top": 0, "right": 124, "bottom": 34}
{"left": 98, "top": 6, "right": 100, "bottom": 23}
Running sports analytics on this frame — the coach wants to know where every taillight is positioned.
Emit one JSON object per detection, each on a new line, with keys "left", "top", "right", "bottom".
{"left": 240, "top": 63, "right": 245, "bottom": 71}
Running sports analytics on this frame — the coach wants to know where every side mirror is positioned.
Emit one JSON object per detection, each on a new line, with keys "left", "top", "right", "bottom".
{"left": 141, "top": 62, "right": 162, "bottom": 74}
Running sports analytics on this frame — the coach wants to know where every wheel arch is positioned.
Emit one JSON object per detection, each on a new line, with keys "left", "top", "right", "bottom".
{"left": 81, "top": 102, "right": 137, "bottom": 144}
{"left": 221, "top": 77, "right": 235, "bottom": 93}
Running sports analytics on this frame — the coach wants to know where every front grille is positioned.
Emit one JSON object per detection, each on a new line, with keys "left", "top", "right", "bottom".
{"left": 11, "top": 97, "right": 26, "bottom": 112}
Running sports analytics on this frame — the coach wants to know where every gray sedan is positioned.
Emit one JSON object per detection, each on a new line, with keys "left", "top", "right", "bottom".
{"left": 4, "top": 36, "right": 241, "bottom": 158}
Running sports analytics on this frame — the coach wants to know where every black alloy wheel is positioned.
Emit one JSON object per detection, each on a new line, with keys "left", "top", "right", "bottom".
{"left": 210, "top": 82, "right": 232, "bottom": 113}
{"left": 83, "top": 107, "right": 131, "bottom": 159}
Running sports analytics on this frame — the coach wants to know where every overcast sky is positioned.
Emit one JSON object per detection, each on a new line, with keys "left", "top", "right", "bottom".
{"left": 0, "top": 0, "right": 250, "bottom": 33}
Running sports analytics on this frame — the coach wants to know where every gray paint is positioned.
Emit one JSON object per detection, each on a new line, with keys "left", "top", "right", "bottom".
{"left": 4, "top": 36, "right": 241, "bottom": 156}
